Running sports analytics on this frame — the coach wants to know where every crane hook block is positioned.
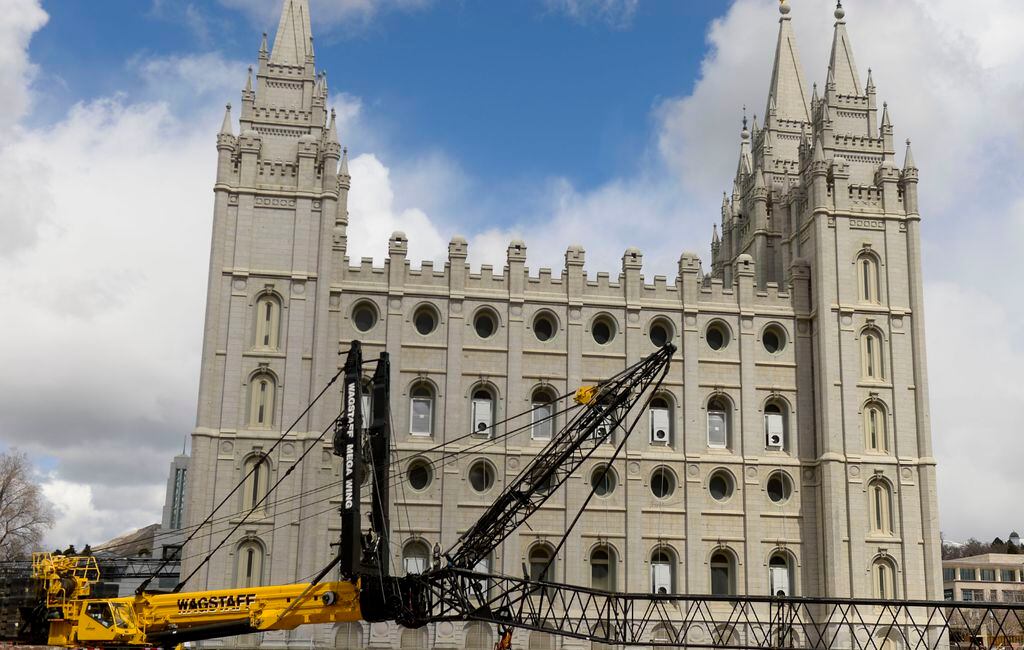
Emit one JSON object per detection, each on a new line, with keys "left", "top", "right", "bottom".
{"left": 573, "top": 386, "right": 597, "bottom": 405}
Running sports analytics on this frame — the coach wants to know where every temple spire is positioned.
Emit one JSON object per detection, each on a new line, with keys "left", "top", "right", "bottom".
{"left": 220, "top": 103, "right": 233, "bottom": 136}
{"left": 827, "top": 1, "right": 861, "bottom": 96}
{"left": 270, "top": 0, "right": 313, "bottom": 65}
{"left": 903, "top": 139, "right": 917, "bottom": 170}
{"left": 327, "top": 108, "right": 339, "bottom": 145}
{"left": 765, "top": 0, "right": 810, "bottom": 124}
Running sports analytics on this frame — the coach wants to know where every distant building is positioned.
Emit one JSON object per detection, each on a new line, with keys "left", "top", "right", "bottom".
{"left": 943, "top": 554, "right": 1024, "bottom": 603}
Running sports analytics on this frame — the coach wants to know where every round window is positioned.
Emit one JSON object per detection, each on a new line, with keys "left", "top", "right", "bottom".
{"left": 763, "top": 324, "right": 786, "bottom": 354}
{"left": 352, "top": 303, "right": 377, "bottom": 332}
{"left": 706, "top": 321, "right": 730, "bottom": 350}
{"left": 650, "top": 466, "right": 675, "bottom": 499}
{"left": 468, "top": 460, "right": 495, "bottom": 493}
{"left": 766, "top": 471, "right": 792, "bottom": 504}
{"left": 533, "top": 313, "right": 555, "bottom": 341}
{"left": 413, "top": 306, "right": 438, "bottom": 336}
{"left": 708, "top": 470, "right": 734, "bottom": 502}
{"left": 650, "top": 319, "right": 671, "bottom": 347}
{"left": 407, "top": 459, "right": 433, "bottom": 491}
{"left": 592, "top": 316, "right": 615, "bottom": 345}
{"left": 591, "top": 464, "right": 616, "bottom": 497}
{"left": 474, "top": 310, "right": 496, "bottom": 339}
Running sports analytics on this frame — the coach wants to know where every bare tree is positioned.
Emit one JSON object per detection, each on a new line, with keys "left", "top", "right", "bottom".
{"left": 0, "top": 451, "right": 54, "bottom": 560}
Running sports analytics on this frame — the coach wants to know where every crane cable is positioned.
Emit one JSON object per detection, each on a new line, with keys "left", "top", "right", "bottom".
{"left": 137, "top": 362, "right": 354, "bottom": 594}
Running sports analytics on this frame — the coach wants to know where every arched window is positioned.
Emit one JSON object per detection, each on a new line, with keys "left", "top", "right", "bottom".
{"left": 651, "top": 547, "right": 676, "bottom": 594}
{"left": 590, "top": 545, "right": 617, "bottom": 591}
{"left": 409, "top": 383, "right": 434, "bottom": 436}
{"left": 593, "top": 623, "right": 615, "bottom": 650}
{"left": 868, "top": 480, "right": 894, "bottom": 535}
{"left": 649, "top": 395, "right": 671, "bottom": 445}
{"left": 334, "top": 623, "right": 363, "bottom": 649}
{"left": 864, "top": 401, "right": 888, "bottom": 453}
{"left": 861, "top": 329, "right": 886, "bottom": 380}
{"left": 471, "top": 386, "right": 496, "bottom": 438}
{"left": 248, "top": 372, "right": 276, "bottom": 427}
{"left": 710, "top": 550, "right": 736, "bottom": 595}
{"left": 236, "top": 540, "right": 264, "bottom": 587}
{"left": 400, "top": 627, "right": 427, "bottom": 650}
{"left": 769, "top": 552, "right": 793, "bottom": 596}
{"left": 857, "top": 253, "right": 880, "bottom": 303}
{"left": 529, "top": 544, "right": 555, "bottom": 583}
{"left": 531, "top": 387, "right": 556, "bottom": 441}
{"left": 763, "top": 399, "right": 787, "bottom": 450}
{"left": 872, "top": 557, "right": 897, "bottom": 599}
{"left": 707, "top": 396, "right": 731, "bottom": 449}
{"left": 254, "top": 294, "right": 281, "bottom": 350}
{"left": 242, "top": 454, "right": 269, "bottom": 512}
{"left": 465, "top": 622, "right": 493, "bottom": 650}
{"left": 650, "top": 624, "right": 676, "bottom": 645}
{"left": 402, "top": 540, "right": 431, "bottom": 575}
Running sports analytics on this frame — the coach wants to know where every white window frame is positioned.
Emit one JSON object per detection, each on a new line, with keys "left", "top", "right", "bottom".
{"left": 531, "top": 400, "right": 553, "bottom": 440}
{"left": 410, "top": 395, "right": 433, "bottom": 437}
{"left": 472, "top": 396, "right": 494, "bottom": 438}
{"left": 254, "top": 294, "right": 281, "bottom": 350}
{"left": 764, "top": 411, "right": 784, "bottom": 449}
{"left": 707, "top": 408, "right": 728, "bottom": 449}
{"left": 651, "top": 552, "right": 673, "bottom": 594}
{"left": 650, "top": 406, "right": 670, "bottom": 445}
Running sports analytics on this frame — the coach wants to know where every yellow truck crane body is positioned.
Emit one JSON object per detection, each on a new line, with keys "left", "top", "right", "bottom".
{"left": 32, "top": 553, "right": 361, "bottom": 648}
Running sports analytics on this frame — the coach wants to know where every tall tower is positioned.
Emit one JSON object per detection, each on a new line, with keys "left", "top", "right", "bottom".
{"left": 187, "top": 0, "right": 352, "bottom": 602}
{"left": 710, "top": 0, "right": 940, "bottom": 600}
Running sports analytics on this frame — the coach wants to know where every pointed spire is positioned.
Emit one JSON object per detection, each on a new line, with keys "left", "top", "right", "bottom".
{"left": 811, "top": 82, "right": 819, "bottom": 105}
{"left": 754, "top": 168, "right": 766, "bottom": 190}
{"left": 340, "top": 147, "right": 350, "bottom": 177}
{"left": 903, "top": 139, "right": 917, "bottom": 170}
{"left": 220, "top": 103, "right": 233, "bottom": 136}
{"left": 270, "top": 0, "right": 313, "bottom": 66}
{"left": 712, "top": 223, "right": 720, "bottom": 244}
{"left": 327, "top": 108, "right": 339, "bottom": 145}
{"left": 260, "top": 32, "right": 268, "bottom": 57}
{"left": 245, "top": 66, "right": 253, "bottom": 93}
{"left": 827, "top": 0, "right": 862, "bottom": 96}
{"left": 880, "top": 101, "right": 892, "bottom": 129}
{"left": 865, "top": 67, "right": 875, "bottom": 93}
{"left": 765, "top": 0, "right": 810, "bottom": 123}
{"left": 812, "top": 136, "right": 826, "bottom": 164}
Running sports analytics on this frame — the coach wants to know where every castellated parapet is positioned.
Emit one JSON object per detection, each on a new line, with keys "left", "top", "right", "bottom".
{"left": 181, "top": 1, "right": 942, "bottom": 648}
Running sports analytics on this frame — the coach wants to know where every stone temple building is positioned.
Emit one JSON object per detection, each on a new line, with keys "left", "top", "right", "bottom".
{"left": 178, "top": 0, "right": 942, "bottom": 647}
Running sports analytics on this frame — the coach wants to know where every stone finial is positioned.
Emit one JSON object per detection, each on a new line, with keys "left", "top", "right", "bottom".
{"left": 565, "top": 244, "right": 586, "bottom": 267}
{"left": 903, "top": 139, "right": 917, "bottom": 171}
{"left": 712, "top": 224, "right": 720, "bottom": 244}
{"left": 622, "top": 247, "right": 643, "bottom": 270}
{"left": 507, "top": 239, "right": 527, "bottom": 263}
{"left": 778, "top": 0, "right": 791, "bottom": 16}
{"left": 340, "top": 148, "right": 350, "bottom": 176}
{"left": 259, "top": 32, "right": 268, "bottom": 56}
{"left": 448, "top": 235, "right": 468, "bottom": 259}
{"left": 389, "top": 231, "right": 408, "bottom": 256}
{"left": 244, "top": 67, "right": 253, "bottom": 93}
{"left": 326, "top": 108, "right": 339, "bottom": 145}
{"left": 834, "top": 0, "right": 845, "bottom": 21}
{"left": 740, "top": 107, "right": 750, "bottom": 141}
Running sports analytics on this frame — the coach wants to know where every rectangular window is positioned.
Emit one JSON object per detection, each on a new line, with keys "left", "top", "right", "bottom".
{"left": 652, "top": 562, "right": 672, "bottom": 594}
{"left": 764, "top": 413, "right": 784, "bottom": 448}
{"left": 943, "top": 568, "right": 956, "bottom": 581}
{"left": 981, "top": 569, "right": 996, "bottom": 581}
{"left": 650, "top": 407, "right": 670, "bottom": 444}
{"left": 410, "top": 398, "right": 432, "bottom": 436}
{"left": 944, "top": 588, "right": 954, "bottom": 601}
{"left": 708, "top": 411, "right": 727, "bottom": 448}
{"left": 404, "top": 555, "right": 428, "bottom": 575}
{"left": 473, "top": 557, "right": 490, "bottom": 596}
{"left": 962, "top": 589, "right": 976, "bottom": 602}
{"left": 711, "top": 566, "right": 730, "bottom": 595}
{"left": 532, "top": 402, "right": 553, "bottom": 440}
{"left": 593, "top": 418, "right": 615, "bottom": 445}
{"left": 472, "top": 398, "right": 493, "bottom": 438}
{"left": 960, "top": 568, "right": 977, "bottom": 581}
{"left": 361, "top": 394, "right": 372, "bottom": 431}
{"left": 1001, "top": 570, "right": 1016, "bottom": 582}
{"left": 770, "top": 565, "right": 791, "bottom": 596}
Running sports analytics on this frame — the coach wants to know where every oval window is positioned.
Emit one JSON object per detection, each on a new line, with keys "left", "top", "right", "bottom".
{"left": 533, "top": 313, "right": 555, "bottom": 342}
{"left": 474, "top": 310, "right": 496, "bottom": 339}
{"left": 592, "top": 316, "right": 616, "bottom": 345}
{"left": 766, "top": 471, "right": 792, "bottom": 504}
{"left": 407, "top": 459, "right": 433, "bottom": 491}
{"left": 413, "top": 306, "right": 438, "bottom": 336}
{"left": 352, "top": 303, "right": 377, "bottom": 332}
{"left": 650, "top": 466, "right": 675, "bottom": 499}
{"left": 708, "top": 470, "right": 734, "bottom": 502}
{"left": 706, "top": 322, "right": 730, "bottom": 351}
{"left": 763, "top": 324, "right": 786, "bottom": 354}
{"left": 591, "top": 464, "right": 616, "bottom": 497}
{"left": 650, "top": 320, "right": 671, "bottom": 347}
{"left": 469, "top": 460, "right": 495, "bottom": 493}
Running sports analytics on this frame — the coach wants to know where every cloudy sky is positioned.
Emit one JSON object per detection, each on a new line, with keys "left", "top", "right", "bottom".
{"left": 0, "top": 0, "right": 1021, "bottom": 548}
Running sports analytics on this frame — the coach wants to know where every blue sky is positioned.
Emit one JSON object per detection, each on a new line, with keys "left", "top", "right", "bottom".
{"left": 30, "top": 1, "right": 725, "bottom": 191}
{"left": 1, "top": 0, "right": 1023, "bottom": 547}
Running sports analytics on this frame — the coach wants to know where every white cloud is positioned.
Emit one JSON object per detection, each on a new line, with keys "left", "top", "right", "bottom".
{"left": 42, "top": 478, "right": 164, "bottom": 549}
{"left": 218, "top": 0, "right": 432, "bottom": 33}
{"left": 542, "top": 0, "right": 639, "bottom": 29}
{"left": 0, "top": 0, "right": 47, "bottom": 135}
